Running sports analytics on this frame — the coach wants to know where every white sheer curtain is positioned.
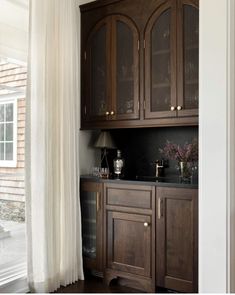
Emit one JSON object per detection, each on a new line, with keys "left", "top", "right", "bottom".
{"left": 25, "top": 0, "right": 84, "bottom": 292}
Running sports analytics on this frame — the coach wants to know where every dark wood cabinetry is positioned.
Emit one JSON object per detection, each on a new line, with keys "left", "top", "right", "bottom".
{"left": 80, "top": 178, "right": 198, "bottom": 293}
{"left": 80, "top": 180, "right": 104, "bottom": 273}
{"left": 82, "top": 14, "right": 139, "bottom": 125}
{"left": 80, "top": 0, "right": 199, "bottom": 129}
{"left": 177, "top": 0, "right": 199, "bottom": 117}
{"left": 156, "top": 187, "right": 198, "bottom": 293}
{"left": 145, "top": 0, "right": 177, "bottom": 120}
{"left": 145, "top": 0, "right": 199, "bottom": 120}
{"left": 143, "top": 0, "right": 199, "bottom": 121}
{"left": 106, "top": 211, "right": 151, "bottom": 275}
{"left": 104, "top": 183, "right": 155, "bottom": 292}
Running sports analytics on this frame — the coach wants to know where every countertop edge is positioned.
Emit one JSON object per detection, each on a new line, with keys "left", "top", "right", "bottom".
{"left": 80, "top": 175, "right": 198, "bottom": 189}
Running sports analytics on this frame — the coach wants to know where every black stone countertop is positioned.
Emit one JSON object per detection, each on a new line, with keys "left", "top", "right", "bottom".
{"left": 80, "top": 175, "right": 198, "bottom": 189}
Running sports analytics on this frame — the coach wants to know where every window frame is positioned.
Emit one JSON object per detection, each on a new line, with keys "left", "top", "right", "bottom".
{"left": 0, "top": 96, "right": 18, "bottom": 168}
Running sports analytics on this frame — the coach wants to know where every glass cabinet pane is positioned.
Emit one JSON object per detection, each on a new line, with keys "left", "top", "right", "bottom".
{"left": 116, "top": 21, "right": 134, "bottom": 115}
{"left": 151, "top": 9, "right": 171, "bottom": 112}
{"left": 81, "top": 191, "right": 97, "bottom": 259}
{"left": 90, "top": 25, "right": 107, "bottom": 117}
{"left": 183, "top": 5, "right": 199, "bottom": 110}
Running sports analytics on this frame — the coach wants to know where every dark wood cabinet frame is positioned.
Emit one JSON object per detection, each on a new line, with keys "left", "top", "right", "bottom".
{"left": 103, "top": 183, "right": 156, "bottom": 292}
{"left": 177, "top": 0, "right": 199, "bottom": 118}
{"left": 156, "top": 187, "right": 198, "bottom": 293}
{"left": 144, "top": 0, "right": 177, "bottom": 119}
{"left": 82, "top": 14, "right": 140, "bottom": 124}
{"left": 80, "top": 178, "right": 198, "bottom": 293}
{"left": 80, "top": 0, "right": 199, "bottom": 130}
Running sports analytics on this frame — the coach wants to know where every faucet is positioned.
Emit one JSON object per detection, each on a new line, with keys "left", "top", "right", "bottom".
{"left": 155, "top": 160, "right": 165, "bottom": 178}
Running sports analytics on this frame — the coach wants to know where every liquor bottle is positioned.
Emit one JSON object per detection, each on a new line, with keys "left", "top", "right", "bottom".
{"left": 113, "top": 150, "right": 125, "bottom": 179}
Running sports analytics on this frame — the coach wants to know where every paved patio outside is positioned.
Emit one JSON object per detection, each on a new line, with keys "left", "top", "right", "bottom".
{"left": 0, "top": 220, "right": 27, "bottom": 285}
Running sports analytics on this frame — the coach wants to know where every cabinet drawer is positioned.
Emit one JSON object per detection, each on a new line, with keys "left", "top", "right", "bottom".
{"left": 105, "top": 183, "right": 154, "bottom": 210}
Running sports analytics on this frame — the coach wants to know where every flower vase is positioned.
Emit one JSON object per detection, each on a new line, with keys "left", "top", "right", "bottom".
{"left": 179, "top": 161, "right": 192, "bottom": 183}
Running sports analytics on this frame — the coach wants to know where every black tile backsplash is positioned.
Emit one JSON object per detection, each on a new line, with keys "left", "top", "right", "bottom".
{"left": 108, "top": 126, "right": 198, "bottom": 178}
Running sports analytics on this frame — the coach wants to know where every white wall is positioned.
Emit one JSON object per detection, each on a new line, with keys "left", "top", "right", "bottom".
{"left": 0, "top": 0, "right": 29, "bottom": 62}
{"left": 228, "top": 1, "right": 235, "bottom": 292}
{"left": 78, "top": 0, "right": 100, "bottom": 174}
{"left": 199, "top": 0, "right": 235, "bottom": 292}
{"left": 79, "top": 130, "right": 100, "bottom": 175}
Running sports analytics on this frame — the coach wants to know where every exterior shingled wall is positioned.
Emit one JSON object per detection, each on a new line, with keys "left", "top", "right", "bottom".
{"left": 0, "top": 61, "right": 26, "bottom": 220}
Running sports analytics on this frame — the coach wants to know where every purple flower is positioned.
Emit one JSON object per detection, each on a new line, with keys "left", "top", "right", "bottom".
{"left": 159, "top": 139, "right": 198, "bottom": 163}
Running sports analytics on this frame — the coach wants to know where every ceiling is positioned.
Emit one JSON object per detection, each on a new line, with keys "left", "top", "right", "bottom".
{"left": 0, "top": 0, "right": 29, "bottom": 62}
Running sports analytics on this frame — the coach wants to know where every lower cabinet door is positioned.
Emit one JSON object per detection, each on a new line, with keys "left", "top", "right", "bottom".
{"left": 80, "top": 180, "right": 103, "bottom": 272}
{"left": 156, "top": 187, "right": 198, "bottom": 293}
{"left": 106, "top": 211, "right": 152, "bottom": 277}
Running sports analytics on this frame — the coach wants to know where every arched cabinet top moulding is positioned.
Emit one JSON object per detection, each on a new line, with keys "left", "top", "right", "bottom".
{"left": 83, "top": 14, "right": 140, "bottom": 126}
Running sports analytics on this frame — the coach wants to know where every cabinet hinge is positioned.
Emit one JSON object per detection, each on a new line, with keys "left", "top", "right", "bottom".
{"left": 138, "top": 100, "right": 140, "bottom": 111}
{"left": 137, "top": 40, "right": 140, "bottom": 51}
{"left": 143, "top": 100, "right": 146, "bottom": 110}
{"left": 84, "top": 105, "right": 87, "bottom": 115}
{"left": 144, "top": 39, "right": 146, "bottom": 49}
{"left": 84, "top": 51, "right": 87, "bottom": 61}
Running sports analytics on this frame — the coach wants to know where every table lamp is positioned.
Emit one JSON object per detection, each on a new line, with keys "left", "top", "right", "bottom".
{"left": 94, "top": 131, "right": 116, "bottom": 170}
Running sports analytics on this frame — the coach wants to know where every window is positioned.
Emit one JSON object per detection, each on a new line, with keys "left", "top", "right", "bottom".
{"left": 0, "top": 99, "right": 17, "bottom": 167}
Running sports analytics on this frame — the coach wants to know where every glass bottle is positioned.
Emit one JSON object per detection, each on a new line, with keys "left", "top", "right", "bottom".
{"left": 113, "top": 150, "right": 125, "bottom": 179}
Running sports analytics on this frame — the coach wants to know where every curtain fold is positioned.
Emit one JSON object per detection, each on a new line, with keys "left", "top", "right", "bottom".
{"left": 25, "top": 0, "right": 84, "bottom": 292}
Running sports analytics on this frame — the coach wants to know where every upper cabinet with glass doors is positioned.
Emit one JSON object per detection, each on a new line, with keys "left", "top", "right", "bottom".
{"left": 82, "top": 15, "right": 139, "bottom": 126}
{"left": 177, "top": 0, "right": 199, "bottom": 117}
{"left": 80, "top": 0, "right": 199, "bottom": 129}
{"left": 144, "top": 0, "right": 199, "bottom": 120}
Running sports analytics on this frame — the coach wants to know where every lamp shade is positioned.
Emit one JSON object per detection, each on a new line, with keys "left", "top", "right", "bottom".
{"left": 94, "top": 131, "right": 116, "bottom": 149}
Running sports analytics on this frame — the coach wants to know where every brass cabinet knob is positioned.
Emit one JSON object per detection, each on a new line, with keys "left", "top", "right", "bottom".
{"left": 177, "top": 106, "right": 182, "bottom": 111}
{"left": 110, "top": 111, "right": 115, "bottom": 115}
{"left": 170, "top": 106, "right": 176, "bottom": 111}
{"left": 105, "top": 111, "right": 110, "bottom": 116}
{"left": 144, "top": 222, "right": 149, "bottom": 227}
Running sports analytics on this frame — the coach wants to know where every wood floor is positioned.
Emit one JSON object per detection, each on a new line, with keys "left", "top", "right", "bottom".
{"left": 55, "top": 275, "right": 172, "bottom": 293}
{"left": 55, "top": 275, "right": 140, "bottom": 293}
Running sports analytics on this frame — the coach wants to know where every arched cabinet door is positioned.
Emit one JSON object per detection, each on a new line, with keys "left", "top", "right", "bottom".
{"left": 177, "top": 0, "right": 199, "bottom": 117}
{"left": 144, "top": 1, "right": 177, "bottom": 119}
{"left": 82, "top": 15, "right": 139, "bottom": 124}
{"left": 83, "top": 17, "right": 111, "bottom": 122}
{"left": 111, "top": 15, "right": 140, "bottom": 121}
